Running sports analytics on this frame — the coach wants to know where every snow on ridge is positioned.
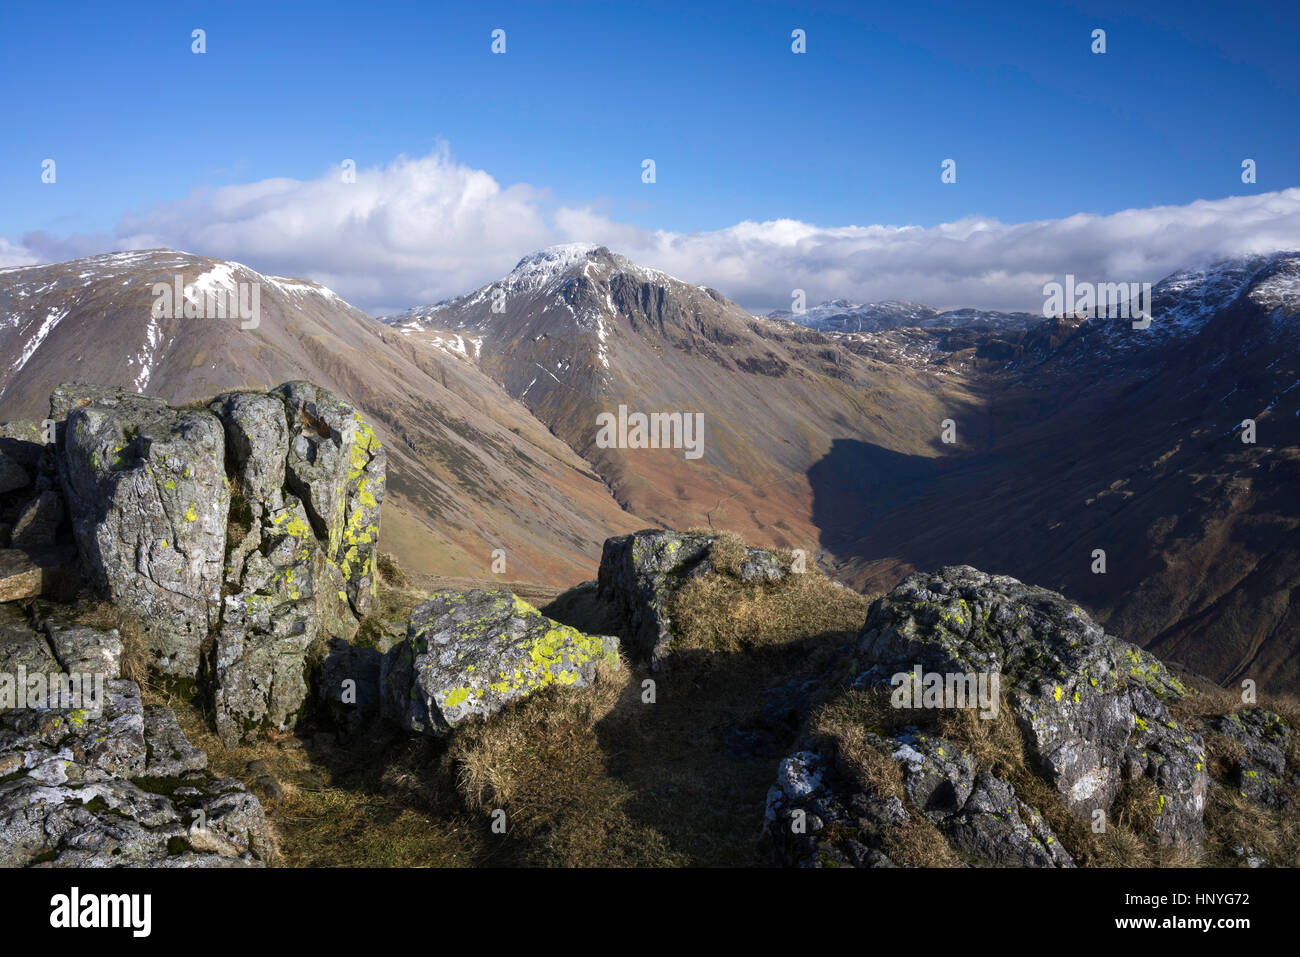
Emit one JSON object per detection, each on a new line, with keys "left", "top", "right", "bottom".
{"left": 265, "top": 274, "right": 343, "bottom": 302}
{"left": 9, "top": 307, "right": 69, "bottom": 375}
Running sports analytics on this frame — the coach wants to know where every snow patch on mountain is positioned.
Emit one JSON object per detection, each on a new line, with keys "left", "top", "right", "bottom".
{"left": 9, "top": 307, "right": 68, "bottom": 374}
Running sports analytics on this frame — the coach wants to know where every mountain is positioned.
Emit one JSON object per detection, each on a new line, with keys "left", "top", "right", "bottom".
{"left": 382, "top": 244, "right": 978, "bottom": 552}
{"left": 768, "top": 297, "right": 1042, "bottom": 334}
{"left": 0, "top": 250, "right": 643, "bottom": 584}
{"left": 816, "top": 252, "right": 1300, "bottom": 691}
{"left": 5, "top": 244, "right": 1299, "bottom": 692}
{"left": 388, "top": 245, "right": 1300, "bottom": 692}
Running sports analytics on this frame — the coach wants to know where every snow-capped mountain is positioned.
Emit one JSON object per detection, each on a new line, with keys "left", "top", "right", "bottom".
{"left": 0, "top": 249, "right": 643, "bottom": 584}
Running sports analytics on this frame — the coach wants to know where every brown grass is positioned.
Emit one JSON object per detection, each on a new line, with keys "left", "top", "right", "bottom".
{"left": 376, "top": 552, "right": 407, "bottom": 588}
{"left": 668, "top": 538, "right": 872, "bottom": 654}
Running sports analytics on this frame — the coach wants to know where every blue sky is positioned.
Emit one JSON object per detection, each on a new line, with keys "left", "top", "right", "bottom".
{"left": 2, "top": 0, "right": 1298, "bottom": 312}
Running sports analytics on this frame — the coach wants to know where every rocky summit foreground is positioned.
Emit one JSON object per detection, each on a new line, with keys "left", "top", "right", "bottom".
{"left": 762, "top": 566, "right": 1296, "bottom": 867}
{"left": 1, "top": 380, "right": 392, "bottom": 865}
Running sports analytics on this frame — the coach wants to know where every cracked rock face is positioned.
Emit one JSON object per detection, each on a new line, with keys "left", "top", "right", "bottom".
{"left": 596, "top": 529, "right": 788, "bottom": 666}
{"left": 56, "top": 384, "right": 229, "bottom": 676}
{"left": 272, "top": 381, "right": 386, "bottom": 620}
{"left": 0, "top": 608, "right": 270, "bottom": 867}
{"left": 381, "top": 589, "right": 620, "bottom": 734}
{"left": 854, "top": 566, "right": 1207, "bottom": 847}
{"left": 46, "top": 381, "right": 387, "bottom": 748}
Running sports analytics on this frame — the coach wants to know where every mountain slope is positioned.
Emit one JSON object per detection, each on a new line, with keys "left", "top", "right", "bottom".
{"left": 0, "top": 250, "right": 644, "bottom": 584}
{"left": 384, "top": 244, "right": 982, "bottom": 552}
{"left": 389, "top": 246, "right": 1300, "bottom": 691}
{"left": 767, "top": 298, "right": 1042, "bottom": 334}
{"left": 817, "top": 252, "right": 1300, "bottom": 690}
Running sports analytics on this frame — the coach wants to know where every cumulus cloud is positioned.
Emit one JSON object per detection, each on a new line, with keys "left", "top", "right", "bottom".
{"left": 6, "top": 147, "right": 1300, "bottom": 315}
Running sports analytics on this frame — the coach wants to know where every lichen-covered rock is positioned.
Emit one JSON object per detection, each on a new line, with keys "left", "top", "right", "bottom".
{"left": 596, "top": 529, "right": 789, "bottom": 666}
{"left": 56, "top": 383, "right": 229, "bottom": 676}
{"left": 0, "top": 609, "right": 271, "bottom": 866}
{"left": 854, "top": 566, "right": 1207, "bottom": 847}
{"left": 208, "top": 391, "right": 289, "bottom": 516}
{"left": 381, "top": 589, "right": 621, "bottom": 734}
{"left": 1206, "top": 709, "right": 1293, "bottom": 808}
{"left": 272, "top": 381, "right": 386, "bottom": 619}
{"left": 764, "top": 732, "right": 1074, "bottom": 868}
{"left": 213, "top": 498, "right": 319, "bottom": 748}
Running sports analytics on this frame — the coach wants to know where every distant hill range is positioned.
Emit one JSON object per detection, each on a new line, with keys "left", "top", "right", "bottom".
{"left": 767, "top": 298, "right": 1042, "bottom": 334}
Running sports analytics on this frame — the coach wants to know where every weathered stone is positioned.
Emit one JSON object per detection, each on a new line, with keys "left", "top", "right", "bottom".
{"left": 9, "top": 490, "right": 63, "bottom": 549}
{"left": 56, "top": 383, "right": 228, "bottom": 676}
{"left": 855, "top": 566, "right": 1206, "bottom": 847}
{"left": 0, "top": 603, "right": 62, "bottom": 687}
{"left": 381, "top": 589, "right": 620, "bottom": 734}
{"left": 214, "top": 500, "right": 318, "bottom": 747}
{"left": 143, "top": 704, "right": 207, "bottom": 777}
{"left": 596, "top": 529, "right": 789, "bottom": 666}
{"left": 0, "top": 546, "right": 77, "bottom": 603}
{"left": 0, "top": 421, "right": 48, "bottom": 475}
{"left": 0, "top": 679, "right": 144, "bottom": 779}
{"left": 0, "top": 661, "right": 270, "bottom": 867}
{"left": 32, "top": 602, "right": 123, "bottom": 679}
{"left": 763, "top": 732, "right": 1073, "bottom": 868}
{"left": 271, "top": 381, "right": 386, "bottom": 618}
{"left": 1207, "top": 709, "right": 1293, "bottom": 809}
{"left": 209, "top": 391, "right": 289, "bottom": 515}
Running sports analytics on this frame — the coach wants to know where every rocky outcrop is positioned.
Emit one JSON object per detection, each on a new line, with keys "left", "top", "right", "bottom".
{"left": 0, "top": 607, "right": 271, "bottom": 867}
{"left": 765, "top": 737, "right": 1074, "bottom": 868}
{"left": 56, "top": 384, "right": 229, "bottom": 676}
{"left": 381, "top": 589, "right": 620, "bottom": 734}
{"left": 272, "top": 382, "right": 386, "bottom": 620}
{"left": 596, "top": 529, "right": 788, "bottom": 666}
{"left": 1205, "top": 709, "right": 1293, "bottom": 809}
{"left": 855, "top": 566, "right": 1206, "bottom": 845}
{"left": 766, "top": 566, "right": 1213, "bottom": 866}
{"left": 27, "top": 381, "right": 387, "bottom": 747}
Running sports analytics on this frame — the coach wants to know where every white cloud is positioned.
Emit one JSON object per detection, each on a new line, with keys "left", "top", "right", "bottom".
{"left": 6, "top": 148, "right": 1300, "bottom": 314}
{"left": 0, "top": 238, "right": 40, "bottom": 270}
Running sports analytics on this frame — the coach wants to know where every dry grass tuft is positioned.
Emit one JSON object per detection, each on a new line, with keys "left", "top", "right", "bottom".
{"left": 707, "top": 531, "right": 747, "bottom": 577}
{"left": 70, "top": 599, "right": 151, "bottom": 688}
{"left": 376, "top": 552, "right": 407, "bottom": 588}
{"left": 669, "top": 554, "right": 872, "bottom": 655}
